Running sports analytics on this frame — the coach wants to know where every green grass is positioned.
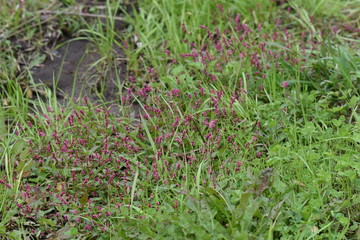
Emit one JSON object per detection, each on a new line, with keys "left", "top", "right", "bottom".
{"left": 0, "top": 0, "right": 359, "bottom": 239}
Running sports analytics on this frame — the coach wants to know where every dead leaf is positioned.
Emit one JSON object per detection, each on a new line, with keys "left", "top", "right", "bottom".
{"left": 26, "top": 87, "right": 33, "bottom": 99}
{"left": 292, "top": 179, "right": 305, "bottom": 187}
{"left": 79, "top": 192, "right": 89, "bottom": 207}
{"left": 310, "top": 225, "right": 319, "bottom": 233}
{"left": 3, "top": 97, "right": 9, "bottom": 106}
{"left": 49, "top": 225, "right": 74, "bottom": 240}
{"left": 256, "top": 168, "right": 273, "bottom": 196}
{"left": 55, "top": 182, "right": 66, "bottom": 193}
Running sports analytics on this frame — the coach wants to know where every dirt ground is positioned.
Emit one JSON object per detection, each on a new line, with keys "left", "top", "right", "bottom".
{"left": 29, "top": 0, "right": 139, "bottom": 116}
{"left": 31, "top": 38, "right": 127, "bottom": 114}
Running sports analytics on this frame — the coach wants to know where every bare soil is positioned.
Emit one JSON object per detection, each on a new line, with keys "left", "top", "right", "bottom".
{"left": 28, "top": 0, "right": 139, "bottom": 116}
{"left": 31, "top": 38, "right": 127, "bottom": 115}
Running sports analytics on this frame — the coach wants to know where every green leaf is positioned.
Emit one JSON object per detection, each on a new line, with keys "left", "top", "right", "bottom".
{"left": 171, "top": 65, "right": 186, "bottom": 75}
{"left": 16, "top": 148, "right": 32, "bottom": 173}
{"left": 39, "top": 218, "right": 56, "bottom": 227}
{"left": 338, "top": 170, "right": 356, "bottom": 180}
{"left": 234, "top": 192, "right": 251, "bottom": 221}
{"left": 352, "top": 133, "right": 360, "bottom": 143}
{"left": 205, "top": 187, "right": 231, "bottom": 220}
{"left": 301, "top": 205, "right": 312, "bottom": 221}
{"left": 186, "top": 197, "right": 198, "bottom": 212}
{"left": 303, "top": 122, "right": 316, "bottom": 136}
{"left": 337, "top": 215, "right": 350, "bottom": 226}
{"left": 52, "top": 225, "right": 74, "bottom": 239}
{"left": 0, "top": 224, "right": 7, "bottom": 234}
{"left": 273, "top": 176, "right": 287, "bottom": 193}
{"left": 187, "top": 61, "right": 203, "bottom": 70}
{"left": 65, "top": 227, "right": 79, "bottom": 236}
{"left": 19, "top": 147, "right": 30, "bottom": 162}
{"left": 11, "top": 139, "right": 27, "bottom": 157}
{"left": 349, "top": 96, "right": 359, "bottom": 109}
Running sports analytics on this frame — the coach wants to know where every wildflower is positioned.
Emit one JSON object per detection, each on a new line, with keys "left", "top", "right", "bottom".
{"left": 181, "top": 23, "right": 188, "bottom": 33}
{"left": 171, "top": 89, "right": 181, "bottom": 97}
{"left": 205, "top": 132, "right": 213, "bottom": 140}
{"left": 47, "top": 106, "right": 54, "bottom": 112}
{"left": 201, "top": 44, "right": 207, "bottom": 51}
{"left": 84, "top": 224, "right": 92, "bottom": 230}
{"left": 209, "top": 74, "right": 217, "bottom": 81}
{"left": 282, "top": 81, "right": 289, "bottom": 88}
{"left": 276, "top": 19, "right": 281, "bottom": 28}
{"left": 199, "top": 25, "right": 208, "bottom": 31}
{"left": 235, "top": 14, "right": 241, "bottom": 31}
{"left": 0, "top": 179, "right": 11, "bottom": 189}
{"left": 129, "top": 76, "right": 135, "bottom": 83}
{"left": 123, "top": 39, "right": 128, "bottom": 50}
{"left": 172, "top": 116, "right": 180, "bottom": 128}
{"left": 215, "top": 41, "right": 222, "bottom": 52}
{"left": 208, "top": 119, "right": 218, "bottom": 129}
{"left": 38, "top": 130, "right": 46, "bottom": 137}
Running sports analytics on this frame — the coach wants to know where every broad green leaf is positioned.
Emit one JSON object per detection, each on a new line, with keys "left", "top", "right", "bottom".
{"left": 16, "top": 148, "right": 33, "bottom": 173}
{"left": 39, "top": 218, "right": 56, "bottom": 227}
{"left": 234, "top": 192, "right": 251, "bottom": 221}
{"left": 352, "top": 133, "right": 360, "bottom": 143}
{"left": 11, "top": 139, "right": 27, "bottom": 157}
{"left": 273, "top": 176, "right": 287, "bottom": 193}
{"left": 171, "top": 65, "right": 186, "bottom": 75}
{"left": 64, "top": 227, "right": 79, "bottom": 236}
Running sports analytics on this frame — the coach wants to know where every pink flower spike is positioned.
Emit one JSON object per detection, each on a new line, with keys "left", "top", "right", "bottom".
{"left": 46, "top": 106, "right": 53, "bottom": 113}
{"left": 235, "top": 14, "right": 241, "bottom": 26}
{"left": 217, "top": 4, "right": 224, "bottom": 12}
{"left": 181, "top": 23, "right": 188, "bottom": 33}
{"left": 208, "top": 119, "right": 218, "bottom": 129}
{"left": 282, "top": 81, "right": 289, "bottom": 88}
{"left": 38, "top": 130, "right": 46, "bottom": 137}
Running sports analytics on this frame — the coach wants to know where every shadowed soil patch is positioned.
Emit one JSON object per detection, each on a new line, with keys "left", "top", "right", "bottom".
{"left": 31, "top": 38, "right": 128, "bottom": 114}
{"left": 28, "top": 0, "right": 139, "bottom": 116}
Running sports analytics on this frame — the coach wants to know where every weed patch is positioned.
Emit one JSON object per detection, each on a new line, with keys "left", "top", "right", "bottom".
{"left": 0, "top": 0, "right": 359, "bottom": 239}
